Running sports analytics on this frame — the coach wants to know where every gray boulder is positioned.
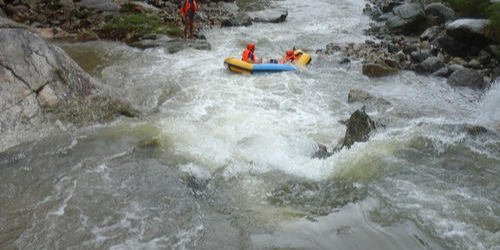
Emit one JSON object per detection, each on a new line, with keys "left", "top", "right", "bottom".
{"left": 424, "top": 3, "right": 455, "bottom": 23}
{"left": 386, "top": 3, "right": 426, "bottom": 34}
{"left": 446, "top": 19, "right": 493, "bottom": 42}
{"left": 447, "top": 68, "right": 485, "bottom": 89}
{"left": 0, "top": 20, "right": 137, "bottom": 152}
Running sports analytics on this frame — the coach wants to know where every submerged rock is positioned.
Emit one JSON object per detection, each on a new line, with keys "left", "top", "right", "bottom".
{"left": 447, "top": 68, "right": 485, "bottom": 89}
{"left": 342, "top": 109, "right": 376, "bottom": 149}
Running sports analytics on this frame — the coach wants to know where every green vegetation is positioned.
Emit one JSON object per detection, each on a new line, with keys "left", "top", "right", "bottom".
{"left": 103, "top": 13, "right": 182, "bottom": 39}
{"left": 445, "top": 0, "right": 500, "bottom": 40}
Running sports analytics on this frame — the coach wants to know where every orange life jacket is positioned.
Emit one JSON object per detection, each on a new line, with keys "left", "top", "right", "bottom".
{"left": 242, "top": 49, "right": 254, "bottom": 62}
{"left": 280, "top": 50, "right": 296, "bottom": 64}
{"left": 179, "top": 0, "right": 197, "bottom": 15}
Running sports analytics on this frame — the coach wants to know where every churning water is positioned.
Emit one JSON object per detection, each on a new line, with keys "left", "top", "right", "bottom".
{"left": 1, "top": 0, "right": 499, "bottom": 249}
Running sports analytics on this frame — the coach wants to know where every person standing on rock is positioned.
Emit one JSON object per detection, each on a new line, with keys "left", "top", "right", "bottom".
{"left": 179, "top": 0, "right": 197, "bottom": 40}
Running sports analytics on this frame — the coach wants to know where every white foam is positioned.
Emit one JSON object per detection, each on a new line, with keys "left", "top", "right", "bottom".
{"left": 476, "top": 79, "right": 500, "bottom": 128}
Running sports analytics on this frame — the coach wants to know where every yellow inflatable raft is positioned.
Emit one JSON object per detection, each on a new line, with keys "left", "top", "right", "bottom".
{"left": 224, "top": 49, "right": 311, "bottom": 74}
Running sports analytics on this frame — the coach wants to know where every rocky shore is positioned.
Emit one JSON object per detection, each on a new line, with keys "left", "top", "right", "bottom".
{"left": 318, "top": 0, "right": 500, "bottom": 90}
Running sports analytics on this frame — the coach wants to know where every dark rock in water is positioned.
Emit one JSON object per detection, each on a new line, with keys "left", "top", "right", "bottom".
{"left": 339, "top": 57, "right": 351, "bottom": 64}
{"left": 447, "top": 68, "right": 485, "bottom": 89}
{"left": 312, "top": 144, "right": 332, "bottom": 159}
{"left": 467, "top": 125, "right": 490, "bottom": 136}
{"left": 342, "top": 109, "right": 376, "bottom": 149}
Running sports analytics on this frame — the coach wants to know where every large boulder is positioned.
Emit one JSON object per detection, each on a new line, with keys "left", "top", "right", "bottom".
{"left": 386, "top": 3, "right": 426, "bottom": 34}
{"left": 342, "top": 109, "right": 376, "bottom": 149}
{"left": 424, "top": 3, "right": 455, "bottom": 23}
{"left": 446, "top": 19, "right": 495, "bottom": 44}
{"left": 0, "top": 17, "right": 137, "bottom": 152}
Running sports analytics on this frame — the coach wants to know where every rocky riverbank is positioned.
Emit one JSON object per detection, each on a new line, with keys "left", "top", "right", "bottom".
{"left": 318, "top": 0, "right": 500, "bottom": 90}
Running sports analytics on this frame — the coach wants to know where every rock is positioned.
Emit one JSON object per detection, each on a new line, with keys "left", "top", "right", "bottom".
{"left": 0, "top": 27, "right": 137, "bottom": 152}
{"left": 432, "top": 67, "right": 450, "bottom": 77}
{"left": 468, "top": 59, "right": 482, "bottom": 69}
{"left": 383, "top": 57, "right": 401, "bottom": 69}
{"left": 386, "top": 3, "right": 426, "bottom": 34}
{"left": 130, "top": 34, "right": 172, "bottom": 49}
{"left": 424, "top": 3, "right": 455, "bottom": 23}
{"left": 342, "top": 109, "right": 376, "bottom": 149}
{"left": 411, "top": 49, "right": 431, "bottom": 63}
{"left": 37, "top": 85, "right": 59, "bottom": 107}
{"left": 415, "top": 56, "right": 445, "bottom": 73}
{"left": 487, "top": 45, "right": 500, "bottom": 60}
{"left": 448, "top": 63, "right": 466, "bottom": 72}
{"left": 362, "top": 62, "right": 399, "bottom": 77}
{"left": 421, "top": 25, "right": 441, "bottom": 41}
{"left": 312, "top": 144, "right": 332, "bottom": 159}
{"left": 129, "top": 1, "right": 161, "bottom": 13}
{"left": 436, "top": 32, "right": 472, "bottom": 57}
{"left": 446, "top": 19, "right": 494, "bottom": 44}
{"left": 348, "top": 89, "right": 378, "bottom": 103}
{"left": 447, "top": 68, "right": 485, "bottom": 89}
{"left": 160, "top": 38, "right": 210, "bottom": 53}
{"left": 59, "top": 0, "right": 75, "bottom": 8}
{"left": 449, "top": 57, "right": 467, "bottom": 65}
{"left": 247, "top": 8, "right": 288, "bottom": 23}
{"left": 222, "top": 12, "right": 252, "bottom": 27}
{"left": 348, "top": 89, "right": 391, "bottom": 113}
{"left": 80, "top": 0, "right": 121, "bottom": 12}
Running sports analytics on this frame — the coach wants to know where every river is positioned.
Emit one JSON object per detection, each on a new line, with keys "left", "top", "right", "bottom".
{"left": 1, "top": 0, "right": 499, "bottom": 249}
